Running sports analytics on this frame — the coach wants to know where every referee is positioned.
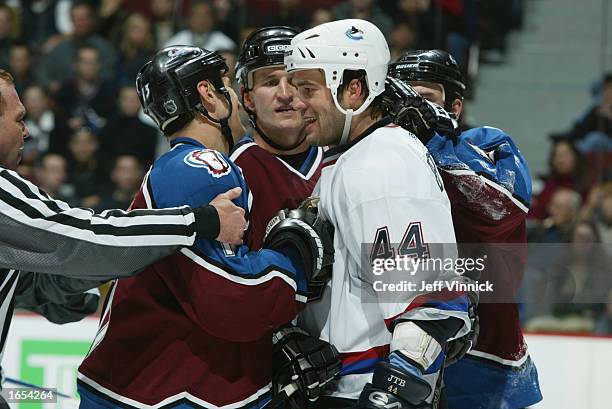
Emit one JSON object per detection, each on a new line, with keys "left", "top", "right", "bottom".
{"left": 0, "top": 69, "right": 245, "bottom": 406}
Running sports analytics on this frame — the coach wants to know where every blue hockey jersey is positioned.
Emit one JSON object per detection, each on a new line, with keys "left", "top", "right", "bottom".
{"left": 78, "top": 137, "right": 308, "bottom": 408}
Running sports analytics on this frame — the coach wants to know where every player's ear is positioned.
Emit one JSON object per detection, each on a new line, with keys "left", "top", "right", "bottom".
{"left": 241, "top": 85, "right": 256, "bottom": 113}
{"left": 197, "top": 80, "right": 218, "bottom": 114}
{"left": 451, "top": 98, "right": 463, "bottom": 119}
{"left": 344, "top": 78, "right": 365, "bottom": 110}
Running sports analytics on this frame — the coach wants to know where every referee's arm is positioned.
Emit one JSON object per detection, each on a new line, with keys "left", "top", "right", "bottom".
{"left": 0, "top": 168, "right": 222, "bottom": 280}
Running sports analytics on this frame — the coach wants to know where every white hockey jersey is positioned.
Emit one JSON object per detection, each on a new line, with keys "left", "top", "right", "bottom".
{"left": 299, "top": 119, "right": 470, "bottom": 399}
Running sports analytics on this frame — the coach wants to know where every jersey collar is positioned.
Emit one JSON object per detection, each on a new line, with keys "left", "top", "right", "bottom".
{"left": 169, "top": 137, "right": 206, "bottom": 149}
{"left": 323, "top": 117, "right": 393, "bottom": 166}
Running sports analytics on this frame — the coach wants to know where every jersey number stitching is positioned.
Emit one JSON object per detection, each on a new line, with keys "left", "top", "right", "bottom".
{"left": 370, "top": 222, "right": 430, "bottom": 264}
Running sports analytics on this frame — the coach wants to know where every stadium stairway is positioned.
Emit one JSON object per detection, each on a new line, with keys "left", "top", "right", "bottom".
{"left": 467, "top": 0, "right": 612, "bottom": 176}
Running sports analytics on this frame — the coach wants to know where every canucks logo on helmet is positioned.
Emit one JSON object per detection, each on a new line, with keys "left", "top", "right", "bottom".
{"left": 345, "top": 26, "right": 364, "bottom": 40}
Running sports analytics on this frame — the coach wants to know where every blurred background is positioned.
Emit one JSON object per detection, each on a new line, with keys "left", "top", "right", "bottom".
{"left": 1, "top": 0, "right": 611, "bottom": 408}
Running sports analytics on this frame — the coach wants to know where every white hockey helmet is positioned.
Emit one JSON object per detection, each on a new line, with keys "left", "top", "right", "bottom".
{"left": 285, "top": 19, "right": 390, "bottom": 143}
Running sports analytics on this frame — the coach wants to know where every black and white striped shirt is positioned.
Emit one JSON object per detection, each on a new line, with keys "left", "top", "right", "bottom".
{"left": 0, "top": 269, "right": 18, "bottom": 365}
{"left": 0, "top": 166, "right": 209, "bottom": 365}
{"left": 0, "top": 167, "right": 202, "bottom": 278}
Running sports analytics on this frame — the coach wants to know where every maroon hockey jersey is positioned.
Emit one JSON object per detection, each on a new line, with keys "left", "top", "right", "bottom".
{"left": 77, "top": 138, "right": 311, "bottom": 408}
{"left": 231, "top": 136, "right": 323, "bottom": 250}
{"left": 428, "top": 128, "right": 541, "bottom": 408}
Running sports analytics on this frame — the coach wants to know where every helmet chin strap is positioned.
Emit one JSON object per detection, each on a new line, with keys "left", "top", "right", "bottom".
{"left": 340, "top": 109, "right": 353, "bottom": 146}
{"left": 252, "top": 119, "right": 307, "bottom": 152}
{"left": 196, "top": 89, "right": 235, "bottom": 152}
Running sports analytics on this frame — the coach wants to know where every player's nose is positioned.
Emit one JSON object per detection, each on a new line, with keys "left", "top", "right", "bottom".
{"left": 277, "top": 78, "right": 293, "bottom": 100}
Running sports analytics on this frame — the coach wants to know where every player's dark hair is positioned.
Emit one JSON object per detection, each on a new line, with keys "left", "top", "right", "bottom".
{"left": 163, "top": 112, "right": 195, "bottom": 137}
{"left": 338, "top": 69, "right": 385, "bottom": 119}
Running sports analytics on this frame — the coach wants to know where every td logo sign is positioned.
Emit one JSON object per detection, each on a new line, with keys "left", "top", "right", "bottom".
{"left": 18, "top": 340, "right": 90, "bottom": 409}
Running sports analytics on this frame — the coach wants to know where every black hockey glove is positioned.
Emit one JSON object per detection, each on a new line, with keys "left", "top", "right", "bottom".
{"left": 264, "top": 197, "right": 334, "bottom": 285}
{"left": 445, "top": 289, "right": 480, "bottom": 367}
{"left": 297, "top": 197, "right": 334, "bottom": 301}
{"left": 271, "top": 325, "right": 342, "bottom": 409}
{"left": 382, "top": 76, "right": 460, "bottom": 141}
{"left": 354, "top": 362, "right": 432, "bottom": 409}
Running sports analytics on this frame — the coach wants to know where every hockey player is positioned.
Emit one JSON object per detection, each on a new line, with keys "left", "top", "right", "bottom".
{"left": 388, "top": 49, "right": 542, "bottom": 409}
{"left": 284, "top": 20, "right": 473, "bottom": 409}
{"left": 233, "top": 27, "right": 341, "bottom": 408}
{"left": 77, "top": 46, "right": 337, "bottom": 408}
{"left": 233, "top": 26, "right": 324, "bottom": 250}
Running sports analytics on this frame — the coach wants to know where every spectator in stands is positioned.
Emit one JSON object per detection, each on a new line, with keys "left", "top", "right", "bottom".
{"left": 476, "top": 0, "right": 517, "bottom": 64}
{"left": 97, "top": 0, "right": 132, "bottom": 46}
{"left": 595, "top": 187, "right": 612, "bottom": 246}
{"left": 163, "top": 0, "right": 236, "bottom": 51}
{"left": 309, "top": 8, "right": 334, "bottom": 28}
{"left": 526, "top": 220, "right": 609, "bottom": 333}
{"left": 256, "top": 0, "right": 310, "bottom": 31}
{"left": 38, "top": 1, "right": 117, "bottom": 92}
{"left": 54, "top": 45, "right": 118, "bottom": 133}
{"left": 95, "top": 155, "right": 144, "bottom": 212}
{"left": 8, "top": 43, "right": 35, "bottom": 95}
{"left": 557, "top": 220, "right": 609, "bottom": 303}
{"left": 151, "top": 0, "right": 183, "bottom": 48}
{"left": 333, "top": 0, "right": 393, "bottom": 36}
{"left": 529, "top": 188, "right": 582, "bottom": 243}
{"left": 212, "top": 0, "right": 245, "bottom": 43}
{"left": 99, "top": 86, "right": 158, "bottom": 167}
{"left": 116, "top": 13, "right": 155, "bottom": 86}
{"left": 0, "top": 4, "right": 17, "bottom": 71}
{"left": 530, "top": 140, "right": 591, "bottom": 220}
{"left": 22, "top": 85, "right": 72, "bottom": 158}
{"left": 383, "top": 0, "right": 436, "bottom": 49}
{"left": 34, "top": 152, "right": 78, "bottom": 205}
{"left": 389, "top": 22, "right": 415, "bottom": 61}
{"left": 566, "top": 73, "right": 612, "bottom": 153}
{"left": 580, "top": 182, "right": 612, "bottom": 247}
{"left": 66, "top": 127, "right": 109, "bottom": 208}
{"left": 20, "top": 0, "right": 62, "bottom": 55}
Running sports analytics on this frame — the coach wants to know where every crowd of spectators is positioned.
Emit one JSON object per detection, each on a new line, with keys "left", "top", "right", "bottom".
{"left": 0, "top": 0, "right": 524, "bottom": 211}
{"left": 14, "top": 1, "right": 612, "bottom": 334}
{"left": 523, "top": 72, "right": 612, "bottom": 336}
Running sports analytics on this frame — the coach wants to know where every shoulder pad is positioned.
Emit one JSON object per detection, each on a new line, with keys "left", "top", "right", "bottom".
{"left": 429, "top": 127, "right": 532, "bottom": 204}
{"left": 150, "top": 147, "right": 242, "bottom": 209}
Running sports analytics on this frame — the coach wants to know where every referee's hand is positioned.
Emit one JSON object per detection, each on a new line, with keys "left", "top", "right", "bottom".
{"left": 211, "top": 187, "right": 246, "bottom": 245}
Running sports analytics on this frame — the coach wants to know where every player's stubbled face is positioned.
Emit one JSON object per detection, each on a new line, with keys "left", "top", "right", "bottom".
{"left": 248, "top": 67, "right": 306, "bottom": 142}
{"left": 290, "top": 69, "right": 344, "bottom": 147}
